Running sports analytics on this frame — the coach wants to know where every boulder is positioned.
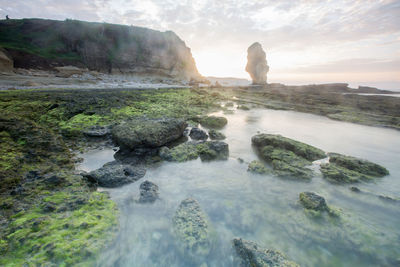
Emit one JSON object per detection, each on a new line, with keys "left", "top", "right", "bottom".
{"left": 138, "top": 180, "right": 159, "bottom": 203}
{"left": 299, "top": 192, "right": 327, "bottom": 211}
{"left": 84, "top": 161, "right": 145, "bottom": 187}
{"left": 245, "top": 42, "right": 269, "bottom": 85}
{"left": 196, "top": 141, "right": 229, "bottom": 161}
{"left": 173, "top": 198, "right": 213, "bottom": 261}
{"left": 0, "top": 48, "right": 13, "bottom": 73}
{"left": 199, "top": 116, "right": 228, "bottom": 129}
{"left": 160, "top": 141, "right": 229, "bottom": 162}
{"left": 208, "top": 129, "right": 226, "bottom": 140}
{"left": 189, "top": 127, "right": 208, "bottom": 140}
{"left": 232, "top": 238, "right": 299, "bottom": 267}
{"left": 55, "top": 66, "right": 87, "bottom": 78}
{"left": 321, "top": 153, "right": 389, "bottom": 184}
{"left": 247, "top": 160, "right": 270, "bottom": 174}
{"left": 159, "top": 143, "right": 199, "bottom": 162}
{"left": 83, "top": 126, "right": 110, "bottom": 137}
{"left": 112, "top": 118, "right": 187, "bottom": 151}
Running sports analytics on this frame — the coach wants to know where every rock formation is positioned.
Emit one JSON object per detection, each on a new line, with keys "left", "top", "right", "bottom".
{"left": 245, "top": 42, "right": 269, "bottom": 85}
{"left": 0, "top": 19, "right": 202, "bottom": 81}
{"left": 0, "top": 47, "right": 13, "bottom": 73}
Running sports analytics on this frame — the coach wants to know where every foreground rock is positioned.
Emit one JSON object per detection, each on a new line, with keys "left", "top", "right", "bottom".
{"left": 299, "top": 192, "right": 339, "bottom": 217}
{"left": 321, "top": 153, "right": 389, "bottom": 183}
{"left": 112, "top": 118, "right": 187, "bottom": 151}
{"left": 232, "top": 238, "right": 299, "bottom": 267}
{"left": 173, "top": 198, "right": 213, "bottom": 262}
{"left": 160, "top": 141, "right": 229, "bottom": 162}
{"left": 84, "top": 161, "right": 145, "bottom": 187}
{"left": 252, "top": 134, "right": 325, "bottom": 180}
{"left": 245, "top": 42, "right": 269, "bottom": 85}
{"left": 189, "top": 127, "right": 208, "bottom": 140}
{"left": 199, "top": 116, "right": 228, "bottom": 129}
{"left": 208, "top": 129, "right": 226, "bottom": 140}
{"left": 138, "top": 180, "right": 159, "bottom": 203}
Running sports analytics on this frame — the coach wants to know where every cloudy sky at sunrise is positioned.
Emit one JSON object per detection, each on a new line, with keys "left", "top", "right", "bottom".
{"left": 1, "top": 0, "right": 400, "bottom": 89}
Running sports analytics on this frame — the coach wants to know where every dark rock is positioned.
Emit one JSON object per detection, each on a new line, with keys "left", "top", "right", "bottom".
{"left": 173, "top": 198, "right": 213, "bottom": 261}
{"left": 138, "top": 180, "right": 159, "bottom": 203}
{"left": 232, "top": 238, "right": 299, "bottom": 267}
{"left": 112, "top": 118, "right": 187, "bottom": 151}
{"left": 199, "top": 116, "right": 228, "bottom": 129}
{"left": 197, "top": 141, "right": 229, "bottom": 161}
{"left": 83, "top": 126, "right": 110, "bottom": 137}
{"left": 42, "top": 203, "right": 57, "bottom": 213}
{"left": 208, "top": 129, "right": 226, "bottom": 140}
{"left": 299, "top": 192, "right": 327, "bottom": 211}
{"left": 84, "top": 161, "right": 145, "bottom": 188}
{"left": 350, "top": 186, "right": 361, "bottom": 192}
{"left": 43, "top": 174, "right": 64, "bottom": 186}
{"left": 189, "top": 127, "right": 208, "bottom": 140}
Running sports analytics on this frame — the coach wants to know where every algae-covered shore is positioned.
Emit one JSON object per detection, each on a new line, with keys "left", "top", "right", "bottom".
{"left": 0, "top": 85, "right": 399, "bottom": 266}
{"left": 0, "top": 87, "right": 219, "bottom": 265}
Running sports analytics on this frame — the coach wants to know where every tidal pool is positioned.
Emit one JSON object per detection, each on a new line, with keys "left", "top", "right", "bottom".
{"left": 91, "top": 108, "right": 400, "bottom": 267}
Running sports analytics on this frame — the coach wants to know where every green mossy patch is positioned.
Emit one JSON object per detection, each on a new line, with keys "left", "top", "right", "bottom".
{"left": 199, "top": 116, "right": 228, "bottom": 129}
{"left": 247, "top": 160, "right": 270, "bottom": 174}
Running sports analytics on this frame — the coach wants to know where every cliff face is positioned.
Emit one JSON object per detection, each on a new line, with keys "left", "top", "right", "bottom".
{"left": 0, "top": 19, "right": 201, "bottom": 80}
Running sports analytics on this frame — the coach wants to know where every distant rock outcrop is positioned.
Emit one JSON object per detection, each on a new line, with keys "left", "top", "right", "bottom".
{"left": 0, "top": 19, "right": 202, "bottom": 80}
{"left": 245, "top": 42, "right": 269, "bottom": 85}
{"left": 0, "top": 47, "right": 13, "bottom": 73}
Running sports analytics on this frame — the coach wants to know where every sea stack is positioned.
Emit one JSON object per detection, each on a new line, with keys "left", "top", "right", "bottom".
{"left": 245, "top": 42, "right": 269, "bottom": 85}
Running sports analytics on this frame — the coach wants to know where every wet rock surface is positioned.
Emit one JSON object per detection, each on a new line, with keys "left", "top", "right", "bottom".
{"left": 112, "top": 118, "right": 187, "bottom": 151}
{"left": 189, "top": 127, "right": 208, "bottom": 140}
{"left": 299, "top": 192, "right": 328, "bottom": 211}
{"left": 252, "top": 134, "right": 325, "bottom": 180}
{"left": 138, "top": 180, "right": 159, "bottom": 203}
{"left": 232, "top": 238, "right": 299, "bottom": 267}
{"left": 197, "top": 141, "right": 229, "bottom": 161}
{"left": 172, "top": 198, "right": 213, "bottom": 262}
{"left": 199, "top": 116, "right": 228, "bottom": 129}
{"left": 83, "top": 126, "right": 110, "bottom": 137}
{"left": 84, "top": 161, "right": 145, "bottom": 187}
{"left": 208, "top": 129, "right": 226, "bottom": 140}
{"left": 247, "top": 160, "right": 269, "bottom": 174}
{"left": 321, "top": 153, "right": 389, "bottom": 183}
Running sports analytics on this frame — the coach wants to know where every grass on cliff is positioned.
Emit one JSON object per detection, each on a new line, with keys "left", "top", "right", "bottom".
{"left": 0, "top": 87, "right": 220, "bottom": 265}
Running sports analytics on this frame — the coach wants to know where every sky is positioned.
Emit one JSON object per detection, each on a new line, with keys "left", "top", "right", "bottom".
{"left": 1, "top": 0, "right": 400, "bottom": 90}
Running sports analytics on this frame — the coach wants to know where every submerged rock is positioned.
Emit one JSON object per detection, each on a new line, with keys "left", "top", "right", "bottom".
{"left": 247, "top": 160, "right": 270, "bottom": 174}
{"left": 111, "top": 118, "right": 187, "bottom": 151}
{"left": 321, "top": 153, "right": 389, "bottom": 184}
{"left": 199, "top": 116, "right": 228, "bottom": 129}
{"left": 84, "top": 161, "right": 145, "bottom": 187}
{"left": 138, "top": 180, "right": 159, "bottom": 203}
{"left": 208, "top": 129, "right": 226, "bottom": 140}
{"left": 189, "top": 127, "right": 208, "bottom": 140}
{"left": 232, "top": 238, "right": 299, "bottom": 267}
{"left": 299, "top": 192, "right": 328, "bottom": 211}
{"left": 252, "top": 134, "right": 324, "bottom": 180}
{"left": 173, "top": 198, "right": 213, "bottom": 261}
{"left": 197, "top": 141, "right": 229, "bottom": 161}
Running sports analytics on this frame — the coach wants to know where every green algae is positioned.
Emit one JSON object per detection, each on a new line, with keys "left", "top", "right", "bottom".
{"left": 247, "top": 160, "right": 270, "bottom": 174}
{"left": 199, "top": 116, "right": 228, "bottom": 129}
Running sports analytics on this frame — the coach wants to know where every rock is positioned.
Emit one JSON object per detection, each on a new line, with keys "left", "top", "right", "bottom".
{"left": 238, "top": 105, "right": 250, "bottom": 110}
{"left": 173, "top": 198, "right": 213, "bottom": 261}
{"left": 55, "top": 66, "right": 87, "bottom": 78}
{"left": 199, "top": 116, "right": 228, "bottom": 129}
{"left": 245, "top": 42, "right": 269, "bottom": 85}
{"left": 197, "top": 141, "right": 229, "bottom": 161}
{"left": 138, "top": 180, "right": 159, "bottom": 203}
{"left": 189, "top": 127, "right": 208, "bottom": 140}
{"left": 320, "top": 153, "right": 389, "bottom": 184}
{"left": 232, "top": 238, "right": 299, "bottom": 267}
{"left": 247, "top": 160, "right": 270, "bottom": 174}
{"left": 160, "top": 141, "right": 229, "bottom": 162}
{"left": 84, "top": 161, "right": 145, "bottom": 187}
{"left": 252, "top": 134, "right": 326, "bottom": 161}
{"left": 83, "top": 126, "right": 110, "bottom": 137}
{"left": 208, "top": 129, "right": 226, "bottom": 140}
{"left": 22, "top": 81, "right": 41, "bottom": 87}
{"left": 111, "top": 118, "right": 187, "bottom": 151}
{"left": 299, "top": 192, "right": 328, "bottom": 211}
{"left": 0, "top": 48, "right": 13, "bottom": 73}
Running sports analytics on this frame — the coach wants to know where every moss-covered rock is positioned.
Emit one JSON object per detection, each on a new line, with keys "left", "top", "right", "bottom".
{"left": 208, "top": 129, "right": 226, "bottom": 140}
{"left": 196, "top": 141, "right": 229, "bottom": 161}
{"left": 160, "top": 141, "right": 229, "bottom": 162}
{"left": 321, "top": 153, "right": 389, "bottom": 184}
{"left": 159, "top": 143, "right": 199, "bottom": 162}
{"left": 199, "top": 116, "right": 228, "bottom": 129}
{"left": 247, "top": 160, "right": 270, "bottom": 174}
{"left": 111, "top": 118, "right": 187, "bottom": 151}
{"left": 252, "top": 134, "right": 326, "bottom": 161}
{"left": 299, "top": 192, "right": 340, "bottom": 218}
{"left": 232, "top": 238, "right": 299, "bottom": 267}
{"left": 172, "top": 198, "right": 213, "bottom": 263}
{"left": 272, "top": 160, "right": 314, "bottom": 180}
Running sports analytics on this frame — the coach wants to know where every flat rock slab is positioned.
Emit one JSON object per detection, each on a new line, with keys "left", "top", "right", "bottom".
{"left": 233, "top": 238, "right": 299, "bottom": 267}
{"left": 84, "top": 161, "right": 145, "bottom": 187}
{"left": 112, "top": 118, "right": 187, "bottom": 150}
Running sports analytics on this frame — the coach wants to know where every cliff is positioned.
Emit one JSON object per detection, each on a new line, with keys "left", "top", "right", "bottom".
{"left": 0, "top": 18, "right": 201, "bottom": 80}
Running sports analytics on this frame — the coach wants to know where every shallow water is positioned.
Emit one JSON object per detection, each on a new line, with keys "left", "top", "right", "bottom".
{"left": 84, "top": 108, "right": 400, "bottom": 267}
